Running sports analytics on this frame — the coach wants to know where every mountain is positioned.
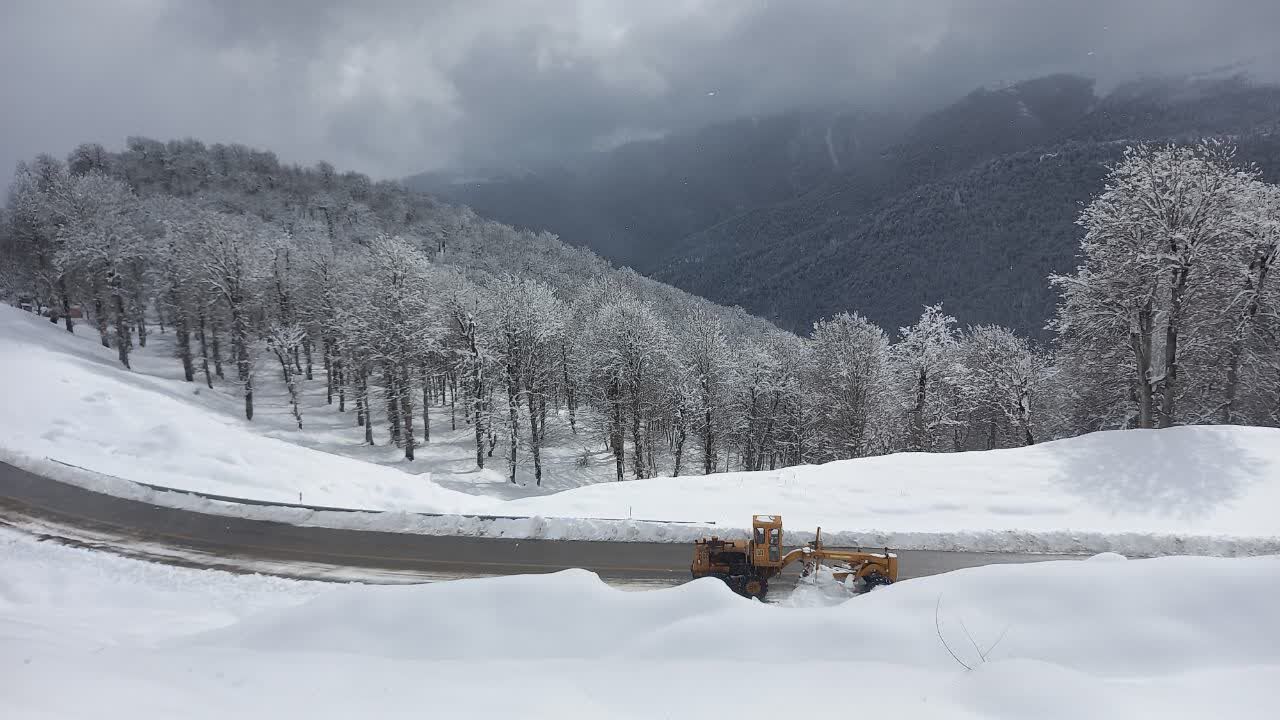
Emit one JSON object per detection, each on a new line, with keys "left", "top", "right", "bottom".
{"left": 407, "top": 107, "right": 908, "bottom": 271}
{"left": 411, "top": 74, "right": 1280, "bottom": 337}
{"left": 654, "top": 74, "right": 1280, "bottom": 336}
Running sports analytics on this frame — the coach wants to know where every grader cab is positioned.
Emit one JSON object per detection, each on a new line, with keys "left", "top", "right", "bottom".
{"left": 690, "top": 515, "right": 897, "bottom": 600}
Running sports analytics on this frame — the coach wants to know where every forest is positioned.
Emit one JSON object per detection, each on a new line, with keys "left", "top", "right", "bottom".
{"left": 2, "top": 136, "right": 1277, "bottom": 486}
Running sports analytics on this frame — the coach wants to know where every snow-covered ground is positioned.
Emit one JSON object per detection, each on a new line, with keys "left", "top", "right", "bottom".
{"left": 4, "top": 304, "right": 1280, "bottom": 555}
{"left": 4, "top": 529, "right": 1279, "bottom": 719}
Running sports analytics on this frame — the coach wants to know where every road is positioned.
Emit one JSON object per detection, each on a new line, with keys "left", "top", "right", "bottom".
{"left": 0, "top": 460, "right": 1078, "bottom": 585}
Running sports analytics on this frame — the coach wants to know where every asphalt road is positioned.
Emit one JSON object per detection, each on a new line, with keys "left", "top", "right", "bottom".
{"left": 0, "top": 460, "right": 1078, "bottom": 584}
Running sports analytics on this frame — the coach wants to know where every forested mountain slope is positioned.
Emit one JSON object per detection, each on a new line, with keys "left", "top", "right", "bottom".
{"left": 412, "top": 74, "right": 1280, "bottom": 337}
{"left": 407, "top": 107, "right": 906, "bottom": 271}
{"left": 6, "top": 138, "right": 778, "bottom": 341}
{"left": 656, "top": 75, "right": 1280, "bottom": 335}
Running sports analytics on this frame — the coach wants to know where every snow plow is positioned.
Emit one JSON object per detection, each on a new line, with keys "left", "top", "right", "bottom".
{"left": 690, "top": 515, "right": 897, "bottom": 600}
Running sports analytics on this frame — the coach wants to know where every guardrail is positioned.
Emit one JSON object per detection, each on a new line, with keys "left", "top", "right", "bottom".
{"left": 45, "top": 458, "right": 717, "bottom": 526}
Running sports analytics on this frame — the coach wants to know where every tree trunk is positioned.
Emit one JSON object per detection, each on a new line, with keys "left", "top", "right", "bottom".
{"left": 561, "top": 345, "right": 577, "bottom": 435}
{"left": 702, "top": 403, "right": 714, "bottom": 475}
{"left": 302, "top": 335, "right": 313, "bottom": 380}
{"left": 244, "top": 373, "right": 254, "bottom": 421}
{"left": 196, "top": 309, "right": 213, "bottom": 389}
{"left": 94, "top": 294, "right": 110, "bottom": 347}
{"left": 421, "top": 367, "right": 431, "bottom": 444}
{"left": 754, "top": 395, "right": 780, "bottom": 471}
{"left": 1017, "top": 390, "right": 1035, "bottom": 446}
{"left": 1158, "top": 271, "right": 1187, "bottom": 429}
{"left": 1221, "top": 247, "right": 1274, "bottom": 424}
{"left": 795, "top": 396, "right": 806, "bottom": 464}
{"left": 506, "top": 366, "right": 520, "bottom": 483}
{"left": 1129, "top": 302, "right": 1155, "bottom": 429}
{"left": 58, "top": 278, "right": 74, "bottom": 333}
{"left": 229, "top": 299, "right": 252, "bottom": 420}
{"left": 210, "top": 315, "right": 224, "bottom": 379}
{"left": 910, "top": 366, "right": 927, "bottom": 450}
{"left": 472, "top": 367, "right": 486, "bottom": 470}
{"left": 646, "top": 419, "right": 657, "bottom": 476}
{"left": 133, "top": 295, "right": 147, "bottom": 349}
{"left": 324, "top": 339, "right": 334, "bottom": 405}
{"left": 337, "top": 361, "right": 345, "bottom": 412}
{"left": 399, "top": 365, "right": 415, "bottom": 461}
{"left": 526, "top": 388, "right": 543, "bottom": 486}
{"left": 173, "top": 297, "right": 194, "bottom": 382}
{"left": 113, "top": 291, "right": 132, "bottom": 369}
{"left": 278, "top": 352, "right": 302, "bottom": 429}
{"left": 673, "top": 414, "right": 686, "bottom": 478}
{"left": 361, "top": 369, "right": 374, "bottom": 445}
{"left": 630, "top": 385, "right": 645, "bottom": 480}
{"left": 385, "top": 367, "right": 403, "bottom": 446}
{"left": 611, "top": 381, "right": 625, "bottom": 481}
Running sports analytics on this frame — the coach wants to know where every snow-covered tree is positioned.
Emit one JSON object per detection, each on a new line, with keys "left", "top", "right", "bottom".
{"left": 808, "top": 312, "right": 892, "bottom": 459}
{"left": 956, "top": 325, "right": 1048, "bottom": 447}
{"left": 733, "top": 339, "right": 800, "bottom": 472}
{"left": 485, "top": 275, "right": 566, "bottom": 484}
{"left": 1204, "top": 179, "right": 1280, "bottom": 424}
{"left": 266, "top": 322, "right": 306, "bottom": 428}
{"left": 7, "top": 156, "right": 77, "bottom": 330}
{"left": 340, "top": 236, "right": 440, "bottom": 461}
{"left": 190, "top": 210, "right": 268, "bottom": 419}
{"left": 582, "top": 298, "right": 677, "bottom": 479}
{"left": 894, "top": 304, "right": 962, "bottom": 450}
{"left": 55, "top": 172, "right": 146, "bottom": 367}
{"left": 137, "top": 196, "right": 201, "bottom": 381}
{"left": 1052, "top": 143, "right": 1254, "bottom": 428}
{"left": 679, "top": 309, "right": 737, "bottom": 474}
{"left": 440, "top": 271, "right": 494, "bottom": 468}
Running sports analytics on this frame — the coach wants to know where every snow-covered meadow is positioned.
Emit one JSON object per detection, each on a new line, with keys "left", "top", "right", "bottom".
{"left": 4, "top": 529, "right": 1279, "bottom": 719}
{"left": 4, "top": 304, "right": 1280, "bottom": 555}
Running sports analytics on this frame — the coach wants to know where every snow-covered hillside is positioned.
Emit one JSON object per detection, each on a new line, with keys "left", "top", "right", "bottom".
{"left": 4, "top": 529, "right": 1279, "bottom": 719}
{"left": 4, "top": 304, "right": 1280, "bottom": 555}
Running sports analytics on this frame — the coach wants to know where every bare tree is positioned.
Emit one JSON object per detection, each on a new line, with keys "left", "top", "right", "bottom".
{"left": 266, "top": 322, "right": 307, "bottom": 428}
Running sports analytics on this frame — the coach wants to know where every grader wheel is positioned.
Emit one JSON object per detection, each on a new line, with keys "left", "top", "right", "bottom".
{"left": 861, "top": 571, "right": 893, "bottom": 591}
{"left": 742, "top": 576, "right": 769, "bottom": 600}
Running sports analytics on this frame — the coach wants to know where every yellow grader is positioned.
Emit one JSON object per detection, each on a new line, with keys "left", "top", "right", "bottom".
{"left": 690, "top": 515, "right": 897, "bottom": 600}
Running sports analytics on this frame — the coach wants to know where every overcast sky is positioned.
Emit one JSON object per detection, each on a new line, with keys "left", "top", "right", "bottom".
{"left": 3, "top": 0, "right": 1279, "bottom": 181}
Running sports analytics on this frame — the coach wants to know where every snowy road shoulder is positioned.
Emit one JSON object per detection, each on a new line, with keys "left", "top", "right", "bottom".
{"left": 4, "top": 529, "right": 1279, "bottom": 719}
{"left": 7, "top": 449, "right": 1280, "bottom": 557}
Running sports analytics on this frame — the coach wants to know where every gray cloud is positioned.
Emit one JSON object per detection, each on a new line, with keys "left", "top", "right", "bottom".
{"left": 3, "top": 0, "right": 1279, "bottom": 181}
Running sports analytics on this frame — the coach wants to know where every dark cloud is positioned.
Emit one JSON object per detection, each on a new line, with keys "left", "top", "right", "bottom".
{"left": 3, "top": 0, "right": 1279, "bottom": 180}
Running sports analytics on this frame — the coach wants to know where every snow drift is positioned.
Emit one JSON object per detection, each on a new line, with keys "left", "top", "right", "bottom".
{"left": 4, "top": 304, "right": 1280, "bottom": 555}
{"left": 4, "top": 530, "right": 1279, "bottom": 719}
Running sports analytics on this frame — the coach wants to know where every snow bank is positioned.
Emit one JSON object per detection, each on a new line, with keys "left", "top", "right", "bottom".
{"left": 5, "top": 304, "right": 1280, "bottom": 556}
{"left": 4, "top": 529, "right": 1279, "bottom": 718}
{"left": 0, "top": 306, "right": 494, "bottom": 512}
{"left": 505, "top": 424, "right": 1280, "bottom": 555}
